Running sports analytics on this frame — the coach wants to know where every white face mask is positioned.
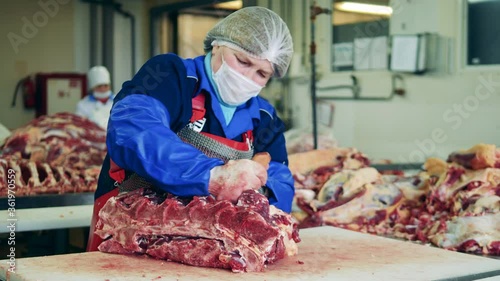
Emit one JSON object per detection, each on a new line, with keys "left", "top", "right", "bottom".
{"left": 212, "top": 54, "right": 264, "bottom": 106}
{"left": 93, "top": 90, "right": 112, "bottom": 99}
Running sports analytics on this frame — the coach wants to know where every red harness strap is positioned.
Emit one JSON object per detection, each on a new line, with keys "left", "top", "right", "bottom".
{"left": 109, "top": 158, "right": 126, "bottom": 183}
{"left": 86, "top": 187, "right": 119, "bottom": 252}
{"left": 191, "top": 92, "right": 253, "bottom": 149}
{"left": 190, "top": 93, "right": 207, "bottom": 123}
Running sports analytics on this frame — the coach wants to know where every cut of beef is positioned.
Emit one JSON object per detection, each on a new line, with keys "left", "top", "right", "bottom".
{"left": 0, "top": 157, "right": 100, "bottom": 196}
{"left": 291, "top": 144, "right": 500, "bottom": 256}
{"left": 447, "top": 143, "right": 500, "bottom": 170}
{"left": 427, "top": 214, "right": 500, "bottom": 255}
{"left": 0, "top": 112, "right": 106, "bottom": 196}
{"left": 96, "top": 188, "right": 300, "bottom": 272}
{"left": 290, "top": 147, "right": 370, "bottom": 192}
{"left": 1, "top": 112, "right": 106, "bottom": 167}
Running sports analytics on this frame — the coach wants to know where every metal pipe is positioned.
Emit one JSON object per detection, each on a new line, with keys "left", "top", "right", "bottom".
{"left": 114, "top": 5, "right": 136, "bottom": 76}
{"left": 130, "top": 16, "right": 136, "bottom": 75}
{"left": 317, "top": 74, "right": 405, "bottom": 101}
{"left": 102, "top": 2, "right": 114, "bottom": 76}
{"left": 149, "top": 9, "right": 157, "bottom": 57}
{"left": 370, "top": 163, "right": 423, "bottom": 171}
{"left": 89, "top": 3, "right": 98, "bottom": 67}
{"left": 310, "top": 2, "right": 331, "bottom": 149}
{"left": 310, "top": 11, "right": 318, "bottom": 149}
{"left": 81, "top": 0, "right": 136, "bottom": 76}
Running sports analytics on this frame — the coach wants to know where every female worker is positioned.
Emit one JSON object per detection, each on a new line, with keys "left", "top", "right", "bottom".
{"left": 76, "top": 66, "right": 115, "bottom": 129}
{"left": 88, "top": 6, "right": 295, "bottom": 251}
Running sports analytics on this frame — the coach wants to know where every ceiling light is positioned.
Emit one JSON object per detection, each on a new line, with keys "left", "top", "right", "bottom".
{"left": 213, "top": 1, "right": 242, "bottom": 10}
{"left": 334, "top": 2, "right": 393, "bottom": 16}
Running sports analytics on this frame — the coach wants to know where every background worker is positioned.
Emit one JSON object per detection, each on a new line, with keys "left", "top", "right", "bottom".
{"left": 76, "top": 65, "right": 115, "bottom": 129}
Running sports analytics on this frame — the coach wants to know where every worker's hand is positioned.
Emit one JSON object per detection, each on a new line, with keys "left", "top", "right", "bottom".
{"left": 208, "top": 159, "right": 268, "bottom": 203}
{"left": 252, "top": 152, "right": 271, "bottom": 170}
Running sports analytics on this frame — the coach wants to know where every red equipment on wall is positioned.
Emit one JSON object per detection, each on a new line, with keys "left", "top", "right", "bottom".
{"left": 12, "top": 73, "right": 87, "bottom": 117}
{"left": 11, "top": 76, "right": 36, "bottom": 109}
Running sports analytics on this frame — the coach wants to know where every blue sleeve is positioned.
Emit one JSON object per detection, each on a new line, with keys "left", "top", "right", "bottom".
{"left": 107, "top": 54, "right": 224, "bottom": 197}
{"left": 253, "top": 98, "right": 295, "bottom": 213}
{"left": 266, "top": 162, "right": 295, "bottom": 213}
{"left": 108, "top": 94, "right": 223, "bottom": 196}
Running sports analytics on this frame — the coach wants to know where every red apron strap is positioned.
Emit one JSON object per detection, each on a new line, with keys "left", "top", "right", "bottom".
{"left": 190, "top": 93, "right": 206, "bottom": 123}
{"left": 190, "top": 92, "right": 253, "bottom": 151}
{"left": 109, "top": 158, "right": 126, "bottom": 184}
{"left": 243, "top": 130, "right": 253, "bottom": 143}
{"left": 86, "top": 188, "right": 119, "bottom": 252}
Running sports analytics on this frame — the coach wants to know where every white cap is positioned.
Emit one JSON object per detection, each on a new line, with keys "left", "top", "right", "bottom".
{"left": 87, "top": 66, "right": 110, "bottom": 90}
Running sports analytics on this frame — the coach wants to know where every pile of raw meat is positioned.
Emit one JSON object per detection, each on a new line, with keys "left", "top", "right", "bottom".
{"left": 291, "top": 144, "right": 500, "bottom": 256}
{"left": 0, "top": 112, "right": 106, "bottom": 196}
{"left": 96, "top": 188, "right": 301, "bottom": 272}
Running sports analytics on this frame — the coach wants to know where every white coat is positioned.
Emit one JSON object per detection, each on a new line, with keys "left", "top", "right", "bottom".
{"left": 75, "top": 94, "right": 115, "bottom": 130}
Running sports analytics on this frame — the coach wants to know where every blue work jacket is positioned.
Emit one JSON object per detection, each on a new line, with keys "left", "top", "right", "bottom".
{"left": 95, "top": 53, "right": 294, "bottom": 212}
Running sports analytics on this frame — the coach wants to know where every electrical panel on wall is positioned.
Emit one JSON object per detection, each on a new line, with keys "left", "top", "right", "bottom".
{"left": 388, "top": 0, "right": 455, "bottom": 75}
{"left": 35, "top": 73, "right": 87, "bottom": 117}
{"left": 390, "top": 33, "right": 453, "bottom": 75}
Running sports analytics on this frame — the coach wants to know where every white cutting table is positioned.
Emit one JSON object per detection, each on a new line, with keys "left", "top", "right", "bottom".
{"left": 1, "top": 226, "right": 500, "bottom": 281}
{"left": 0, "top": 205, "right": 93, "bottom": 233}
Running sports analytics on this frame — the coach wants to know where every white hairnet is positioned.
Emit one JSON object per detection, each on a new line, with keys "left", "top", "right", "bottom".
{"left": 204, "top": 6, "right": 293, "bottom": 78}
{"left": 87, "top": 66, "right": 110, "bottom": 90}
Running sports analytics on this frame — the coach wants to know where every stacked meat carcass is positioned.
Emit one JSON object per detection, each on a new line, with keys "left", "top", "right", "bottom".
{"left": 0, "top": 112, "right": 107, "bottom": 196}
{"left": 96, "top": 188, "right": 301, "bottom": 272}
{"left": 291, "top": 144, "right": 500, "bottom": 256}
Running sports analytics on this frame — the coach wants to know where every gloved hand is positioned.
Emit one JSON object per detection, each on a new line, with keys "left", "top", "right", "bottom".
{"left": 252, "top": 152, "right": 271, "bottom": 170}
{"left": 208, "top": 159, "right": 268, "bottom": 203}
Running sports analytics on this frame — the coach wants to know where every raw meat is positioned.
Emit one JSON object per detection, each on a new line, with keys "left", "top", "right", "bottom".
{"left": 292, "top": 144, "right": 500, "bottom": 256}
{"left": 447, "top": 143, "right": 500, "bottom": 170}
{"left": 290, "top": 147, "right": 370, "bottom": 192}
{"left": 96, "top": 188, "right": 300, "bottom": 272}
{"left": 1, "top": 112, "right": 106, "bottom": 167}
{"left": 0, "top": 112, "right": 106, "bottom": 196}
{"left": 284, "top": 128, "right": 338, "bottom": 154}
{"left": 0, "top": 157, "right": 100, "bottom": 196}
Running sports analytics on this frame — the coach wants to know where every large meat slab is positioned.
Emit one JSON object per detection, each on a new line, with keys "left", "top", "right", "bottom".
{"left": 0, "top": 112, "right": 106, "bottom": 196}
{"left": 95, "top": 188, "right": 300, "bottom": 272}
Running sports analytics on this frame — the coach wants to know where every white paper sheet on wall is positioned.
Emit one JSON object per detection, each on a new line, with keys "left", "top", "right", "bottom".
{"left": 353, "top": 36, "right": 388, "bottom": 70}
{"left": 354, "top": 38, "right": 372, "bottom": 70}
{"left": 390, "top": 35, "right": 420, "bottom": 72}
{"left": 370, "top": 36, "right": 388, "bottom": 70}
{"left": 317, "top": 101, "right": 335, "bottom": 127}
{"left": 333, "top": 42, "right": 354, "bottom": 67}
{"left": 417, "top": 35, "right": 427, "bottom": 71}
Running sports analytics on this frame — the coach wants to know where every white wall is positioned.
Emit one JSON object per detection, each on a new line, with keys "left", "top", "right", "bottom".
{"left": 288, "top": 0, "right": 500, "bottom": 162}
{"left": 2, "top": 0, "right": 498, "bottom": 162}
{"left": 113, "top": 0, "right": 148, "bottom": 92}
{"left": 0, "top": 0, "right": 77, "bottom": 129}
{"left": 0, "top": 0, "right": 149, "bottom": 130}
